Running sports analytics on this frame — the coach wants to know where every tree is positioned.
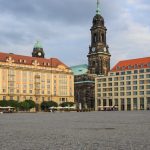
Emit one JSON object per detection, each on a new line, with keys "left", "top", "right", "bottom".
{"left": 41, "top": 101, "right": 58, "bottom": 111}
{"left": 8, "top": 100, "right": 19, "bottom": 109}
{"left": 0, "top": 100, "right": 8, "bottom": 107}
{"left": 19, "top": 101, "right": 30, "bottom": 111}
{"left": 25, "top": 100, "right": 36, "bottom": 109}
{"left": 19, "top": 100, "right": 36, "bottom": 111}
{"left": 59, "top": 102, "right": 75, "bottom": 107}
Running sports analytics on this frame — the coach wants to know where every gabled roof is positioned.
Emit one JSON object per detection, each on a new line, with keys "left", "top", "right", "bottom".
{"left": 0, "top": 52, "right": 68, "bottom": 68}
{"left": 111, "top": 57, "right": 150, "bottom": 72}
{"left": 71, "top": 64, "right": 88, "bottom": 75}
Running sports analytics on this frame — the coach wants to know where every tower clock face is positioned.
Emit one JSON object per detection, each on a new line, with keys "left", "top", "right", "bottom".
{"left": 38, "top": 52, "right": 42, "bottom": 56}
{"left": 92, "top": 47, "right": 96, "bottom": 52}
{"left": 104, "top": 47, "right": 107, "bottom": 52}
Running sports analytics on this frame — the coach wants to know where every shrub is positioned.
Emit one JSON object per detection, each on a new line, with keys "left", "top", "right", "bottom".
{"left": 41, "top": 101, "right": 58, "bottom": 111}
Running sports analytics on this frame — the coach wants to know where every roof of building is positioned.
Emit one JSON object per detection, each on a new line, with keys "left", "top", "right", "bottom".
{"left": 111, "top": 57, "right": 150, "bottom": 72}
{"left": 0, "top": 52, "right": 68, "bottom": 68}
{"left": 34, "top": 41, "right": 43, "bottom": 49}
{"left": 70, "top": 64, "right": 88, "bottom": 75}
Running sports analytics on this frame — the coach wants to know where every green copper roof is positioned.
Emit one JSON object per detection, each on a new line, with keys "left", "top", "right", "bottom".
{"left": 71, "top": 64, "right": 88, "bottom": 75}
{"left": 34, "top": 40, "right": 43, "bottom": 49}
{"left": 96, "top": 0, "right": 100, "bottom": 15}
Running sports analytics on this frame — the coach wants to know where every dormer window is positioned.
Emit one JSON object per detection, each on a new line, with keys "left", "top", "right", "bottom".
{"left": 116, "top": 66, "right": 120, "bottom": 70}
{"left": 128, "top": 65, "right": 132, "bottom": 69}
{"left": 134, "top": 64, "right": 138, "bottom": 69}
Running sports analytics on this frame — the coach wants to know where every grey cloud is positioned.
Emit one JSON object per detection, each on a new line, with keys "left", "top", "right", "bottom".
{"left": 0, "top": 0, "right": 149, "bottom": 67}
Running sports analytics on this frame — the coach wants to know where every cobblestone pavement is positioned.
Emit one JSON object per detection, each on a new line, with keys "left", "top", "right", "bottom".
{"left": 0, "top": 111, "right": 150, "bottom": 150}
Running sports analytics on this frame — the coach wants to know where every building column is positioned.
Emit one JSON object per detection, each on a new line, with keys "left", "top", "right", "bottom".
{"left": 144, "top": 97, "right": 147, "bottom": 110}
{"left": 131, "top": 98, "right": 134, "bottom": 111}
{"left": 137, "top": 97, "right": 140, "bottom": 110}
{"left": 118, "top": 98, "right": 121, "bottom": 111}
{"left": 124, "top": 98, "right": 127, "bottom": 111}
{"left": 95, "top": 98, "right": 98, "bottom": 111}
{"left": 101, "top": 99, "right": 104, "bottom": 110}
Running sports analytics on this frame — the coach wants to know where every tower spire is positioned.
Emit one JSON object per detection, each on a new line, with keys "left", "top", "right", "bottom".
{"left": 96, "top": 0, "right": 100, "bottom": 15}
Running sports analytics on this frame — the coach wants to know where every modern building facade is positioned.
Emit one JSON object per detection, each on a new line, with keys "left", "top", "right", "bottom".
{"left": 71, "top": 0, "right": 111, "bottom": 109}
{"left": 0, "top": 42, "right": 74, "bottom": 105}
{"left": 95, "top": 57, "right": 150, "bottom": 111}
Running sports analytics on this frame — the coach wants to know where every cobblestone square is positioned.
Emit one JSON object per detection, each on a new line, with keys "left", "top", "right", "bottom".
{"left": 0, "top": 111, "right": 150, "bottom": 150}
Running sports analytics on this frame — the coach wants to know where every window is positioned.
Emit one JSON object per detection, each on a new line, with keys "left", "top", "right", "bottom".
{"left": 108, "top": 83, "right": 112, "bottom": 86}
{"left": 127, "top": 86, "right": 131, "bottom": 90}
{"left": 10, "top": 96, "right": 13, "bottom": 100}
{"left": 114, "top": 87, "right": 118, "bottom": 91}
{"left": 146, "top": 80, "right": 150, "bottom": 84}
{"left": 103, "top": 83, "right": 106, "bottom": 87}
{"left": 147, "top": 91, "right": 150, "bottom": 95}
{"left": 147, "top": 85, "right": 150, "bottom": 89}
{"left": 120, "top": 87, "right": 124, "bottom": 91}
{"left": 139, "top": 75, "right": 144, "bottom": 79}
{"left": 146, "top": 69, "right": 150, "bottom": 72}
{"left": 108, "top": 93, "right": 112, "bottom": 96}
{"left": 140, "top": 98, "right": 144, "bottom": 110}
{"left": 108, "top": 78, "right": 112, "bottom": 81}
{"left": 126, "top": 92, "right": 131, "bottom": 96}
{"left": 133, "top": 91, "right": 137, "bottom": 95}
{"left": 133, "top": 86, "right": 137, "bottom": 90}
{"left": 114, "top": 82, "right": 118, "bottom": 86}
{"left": 120, "top": 82, "right": 124, "bottom": 86}
{"left": 42, "top": 97, "right": 44, "bottom": 101}
{"left": 126, "top": 76, "right": 131, "bottom": 80}
{"left": 120, "top": 92, "right": 124, "bottom": 96}
{"left": 140, "top": 86, "right": 144, "bottom": 90}
{"left": 134, "top": 70, "right": 138, "bottom": 74}
{"left": 103, "top": 93, "right": 106, "bottom": 97}
{"left": 126, "top": 81, "right": 131, "bottom": 85}
{"left": 97, "top": 84, "right": 101, "bottom": 87}
{"left": 3, "top": 96, "right": 6, "bottom": 100}
{"left": 146, "top": 74, "right": 150, "bottom": 78}
{"left": 139, "top": 80, "right": 144, "bottom": 84}
{"left": 3, "top": 89, "right": 6, "bottom": 93}
{"left": 116, "top": 72, "right": 119, "bottom": 75}
{"left": 139, "top": 69, "right": 144, "bottom": 73}
{"left": 114, "top": 99, "right": 118, "bottom": 106}
{"left": 23, "top": 90, "right": 26, "bottom": 93}
{"left": 133, "top": 75, "right": 137, "bottom": 79}
{"left": 127, "top": 71, "right": 132, "bottom": 74}
{"left": 114, "top": 77, "right": 118, "bottom": 81}
{"left": 128, "top": 65, "right": 132, "bottom": 69}
{"left": 114, "top": 93, "right": 118, "bottom": 96}
{"left": 29, "top": 84, "right": 33, "bottom": 89}
{"left": 133, "top": 81, "right": 137, "bottom": 85}
{"left": 140, "top": 91, "right": 144, "bottom": 95}
{"left": 120, "top": 77, "right": 124, "bottom": 80}
{"left": 121, "top": 72, "right": 125, "bottom": 75}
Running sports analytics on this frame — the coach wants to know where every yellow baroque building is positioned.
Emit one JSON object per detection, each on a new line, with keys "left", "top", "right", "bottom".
{"left": 0, "top": 52, "right": 74, "bottom": 105}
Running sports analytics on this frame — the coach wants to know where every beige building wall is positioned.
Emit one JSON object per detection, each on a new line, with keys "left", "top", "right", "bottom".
{"left": 95, "top": 68, "right": 150, "bottom": 111}
{"left": 0, "top": 61, "right": 74, "bottom": 105}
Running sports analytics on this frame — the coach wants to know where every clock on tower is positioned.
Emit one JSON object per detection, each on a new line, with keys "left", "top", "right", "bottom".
{"left": 32, "top": 41, "right": 45, "bottom": 58}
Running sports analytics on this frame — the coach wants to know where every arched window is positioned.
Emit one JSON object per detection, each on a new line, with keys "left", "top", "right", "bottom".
{"left": 93, "top": 33, "right": 97, "bottom": 43}
{"left": 101, "top": 33, "right": 105, "bottom": 43}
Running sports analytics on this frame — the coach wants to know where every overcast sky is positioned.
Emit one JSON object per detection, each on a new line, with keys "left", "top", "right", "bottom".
{"left": 0, "top": 0, "right": 150, "bottom": 68}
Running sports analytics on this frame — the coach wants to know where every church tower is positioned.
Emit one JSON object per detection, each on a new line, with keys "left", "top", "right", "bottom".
{"left": 32, "top": 41, "right": 45, "bottom": 58}
{"left": 87, "top": 0, "right": 111, "bottom": 75}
